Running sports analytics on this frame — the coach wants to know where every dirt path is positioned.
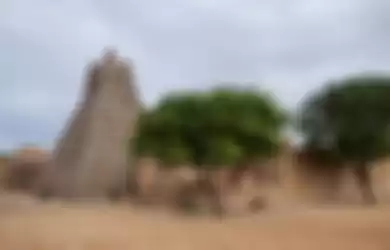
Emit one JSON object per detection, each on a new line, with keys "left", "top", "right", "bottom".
{"left": 0, "top": 199, "right": 390, "bottom": 250}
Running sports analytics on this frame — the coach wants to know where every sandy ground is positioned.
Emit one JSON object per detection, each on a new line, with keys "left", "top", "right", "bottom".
{"left": 0, "top": 194, "right": 390, "bottom": 250}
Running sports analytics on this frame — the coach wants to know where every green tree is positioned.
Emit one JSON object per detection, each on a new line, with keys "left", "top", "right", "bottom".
{"left": 133, "top": 86, "right": 286, "bottom": 170}
{"left": 132, "top": 86, "right": 287, "bottom": 214}
{"left": 299, "top": 75, "right": 390, "bottom": 204}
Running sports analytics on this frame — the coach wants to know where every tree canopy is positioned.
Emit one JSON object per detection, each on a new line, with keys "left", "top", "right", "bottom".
{"left": 300, "top": 75, "right": 390, "bottom": 163}
{"left": 299, "top": 74, "right": 390, "bottom": 203}
{"left": 132, "top": 86, "right": 287, "bottom": 170}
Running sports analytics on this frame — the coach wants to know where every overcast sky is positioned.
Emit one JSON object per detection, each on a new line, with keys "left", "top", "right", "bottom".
{"left": 0, "top": 0, "right": 390, "bottom": 151}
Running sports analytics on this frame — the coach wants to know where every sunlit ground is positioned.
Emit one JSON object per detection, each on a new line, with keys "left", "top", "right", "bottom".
{"left": 0, "top": 193, "right": 390, "bottom": 250}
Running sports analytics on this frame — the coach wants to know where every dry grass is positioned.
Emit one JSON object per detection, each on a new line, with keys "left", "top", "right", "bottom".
{"left": 0, "top": 194, "right": 390, "bottom": 250}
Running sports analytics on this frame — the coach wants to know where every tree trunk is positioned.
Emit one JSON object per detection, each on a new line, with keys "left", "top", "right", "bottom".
{"left": 196, "top": 170, "right": 226, "bottom": 217}
{"left": 228, "top": 167, "right": 247, "bottom": 190}
{"left": 354, "top": 162, "right": 376, "bottom": 205}
{"left": 212, "top": 170, "right": 227, "bottom": 218}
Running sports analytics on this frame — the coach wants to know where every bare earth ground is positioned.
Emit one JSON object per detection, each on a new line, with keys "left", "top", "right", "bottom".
{"left": 1, "top": 194, "right": 390, "bottom": 250}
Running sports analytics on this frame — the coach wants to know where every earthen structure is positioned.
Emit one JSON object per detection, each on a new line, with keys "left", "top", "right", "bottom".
{"left": 47, "top": 49, "right": 139, "bottom": 198}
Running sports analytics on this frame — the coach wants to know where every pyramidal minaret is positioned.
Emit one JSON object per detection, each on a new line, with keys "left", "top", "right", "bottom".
{"left": 46, "top": 48, "right": 140, "bottom": 199}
